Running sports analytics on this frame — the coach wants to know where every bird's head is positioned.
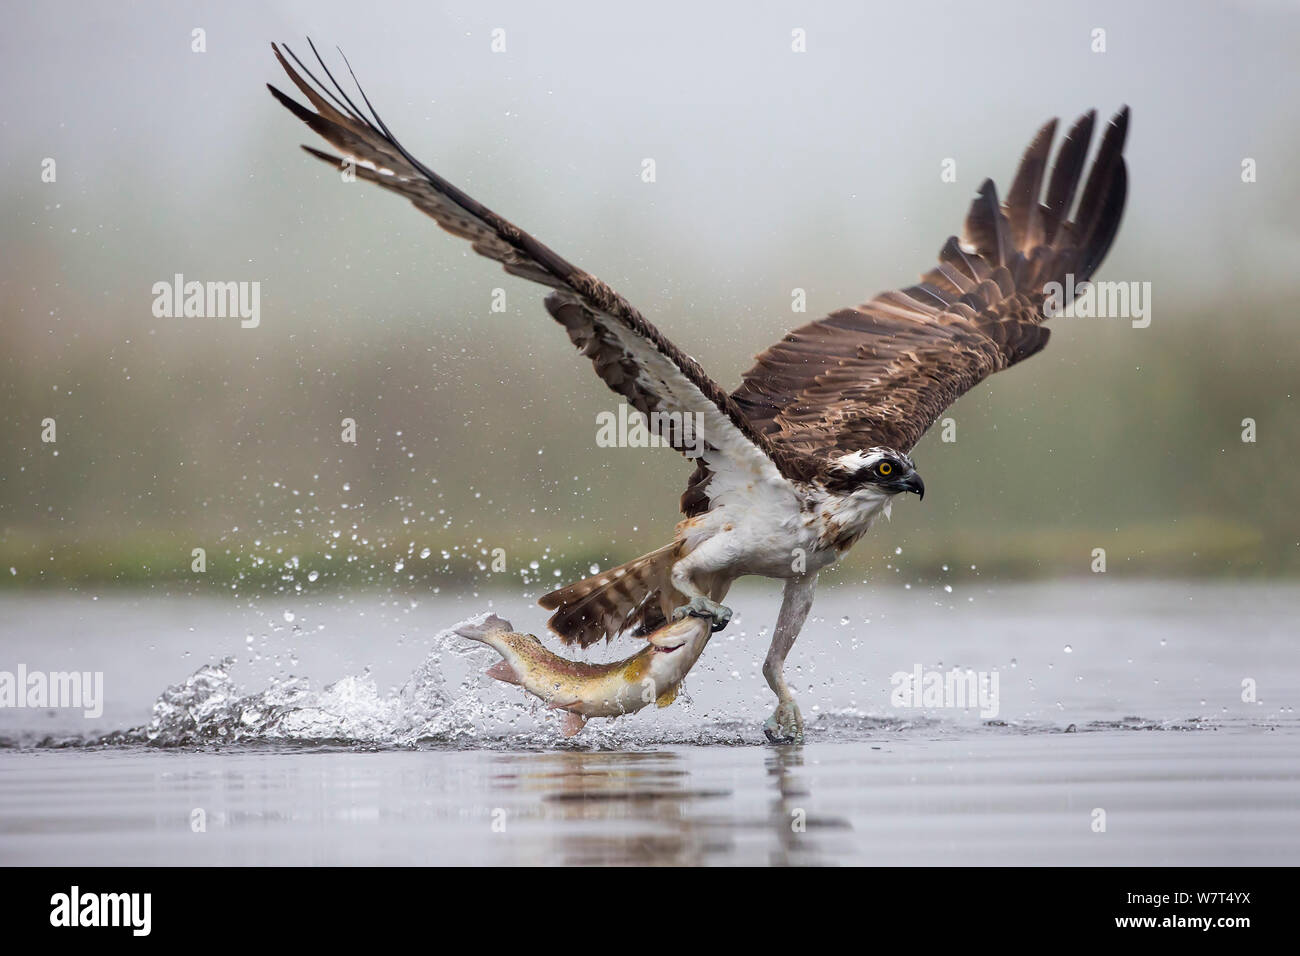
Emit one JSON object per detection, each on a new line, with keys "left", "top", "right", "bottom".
{"left": 824, "top": 447, "right": 925, "bottom": 501}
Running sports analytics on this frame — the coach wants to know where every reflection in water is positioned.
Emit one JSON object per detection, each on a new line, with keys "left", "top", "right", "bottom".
{"left": 5, "top": 728, "right": 1291, "bottom": 865}
{"left": 763, "top": 746, "right": 854, "bottom": 866}
{"left": 490, "top": 747, "right": 852, "bottom": 865}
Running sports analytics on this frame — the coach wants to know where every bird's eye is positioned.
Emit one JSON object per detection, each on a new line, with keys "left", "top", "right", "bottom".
{"left": 877, "top": 462, "right": 893, "bottom": 476}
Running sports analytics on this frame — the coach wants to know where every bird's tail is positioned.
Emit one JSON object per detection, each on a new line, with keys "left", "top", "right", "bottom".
{"left": 540, "top": 543, "right": 681, "bottom": 648}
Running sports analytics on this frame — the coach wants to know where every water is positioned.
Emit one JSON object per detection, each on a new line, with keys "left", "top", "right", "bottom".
{"left": 1, "top": 580, "right": 1297, "bottom": 865}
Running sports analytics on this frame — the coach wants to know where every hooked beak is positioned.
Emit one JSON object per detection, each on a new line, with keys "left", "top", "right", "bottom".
{"left": 889, "top": 471, "right": 925, "bottom": 500}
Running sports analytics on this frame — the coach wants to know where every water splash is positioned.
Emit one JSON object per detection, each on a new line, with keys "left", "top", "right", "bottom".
{"left": 0, "top": 611, "right": 1224, "bottom": 751}
{"left": 126, "top": 616, "right": 542, "bottom": 748}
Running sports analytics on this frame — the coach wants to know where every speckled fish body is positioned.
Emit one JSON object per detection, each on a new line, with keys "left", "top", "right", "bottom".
{"left": 454, "top": 613, "right": 712, "bottom": 736}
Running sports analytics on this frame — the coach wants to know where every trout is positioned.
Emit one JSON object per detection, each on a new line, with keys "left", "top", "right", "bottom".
{"left": 454, "top": 613, "right": 713, "bottom": 737}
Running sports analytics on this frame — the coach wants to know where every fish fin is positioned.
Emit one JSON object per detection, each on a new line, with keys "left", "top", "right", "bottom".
{"left": 454, "top": 613, "right": 513, "bottom": 642}
{"left": 485, "top": 660, "right": 521, "bottom": 685}
{"left": 559, "top": 711, "right": 587, "bottom": 737}
{"left": 655, "top": 685, "right": 678, "bottom": 708}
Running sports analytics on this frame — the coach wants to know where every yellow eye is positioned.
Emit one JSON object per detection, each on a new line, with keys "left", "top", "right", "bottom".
{"left": 878, "top": 462, "right": 893, "bottom": 476}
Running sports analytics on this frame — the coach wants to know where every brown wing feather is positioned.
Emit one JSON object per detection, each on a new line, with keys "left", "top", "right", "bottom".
{"left": 728, "top": 108, "right": 1130, "bottom": 467}
{"left": 268, "top": 41, "right": 802, "bottom": 483}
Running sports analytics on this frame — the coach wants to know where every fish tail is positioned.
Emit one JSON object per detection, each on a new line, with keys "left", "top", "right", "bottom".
{"left": 455, "top": 614, "right": 529, "bottom": 685}
{"left": 453, "top": 613, "right": 513, "bottom": 643}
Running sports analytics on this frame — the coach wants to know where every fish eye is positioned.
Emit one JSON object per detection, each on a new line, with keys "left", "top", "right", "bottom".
{"left": 877, "top": 461, "right": 893, "bottom": 476}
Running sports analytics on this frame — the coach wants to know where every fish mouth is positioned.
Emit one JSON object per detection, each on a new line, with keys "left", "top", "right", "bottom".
{"left": 652, "top": 641, "right": 686, "bottom": 655}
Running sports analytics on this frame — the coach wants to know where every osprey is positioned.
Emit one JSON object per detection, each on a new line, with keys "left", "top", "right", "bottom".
{"left": 269, "top": 42, "right": 1129, "bottom": 742}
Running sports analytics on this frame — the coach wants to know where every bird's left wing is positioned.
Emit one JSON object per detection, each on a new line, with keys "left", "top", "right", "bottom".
{"left": 267, "top": 41, "right": 800, "bottom": 484}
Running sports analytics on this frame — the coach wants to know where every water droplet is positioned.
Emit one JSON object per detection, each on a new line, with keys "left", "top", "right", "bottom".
{"left": 1063, "top": 644, "right": 1073, "bottom": 654}
{"left": 283, "top": 611, "right": 295, "bottom": 623}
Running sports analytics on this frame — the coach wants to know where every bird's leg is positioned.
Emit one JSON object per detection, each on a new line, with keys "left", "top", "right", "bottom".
{"left": 672, "top": 594, "right": 732, "bottom": 631}
{"left": 668, "top": 552, "right": 732, "bottom": 632}
{"left": 762, "top": 573, "right": 818, "bottom": 744}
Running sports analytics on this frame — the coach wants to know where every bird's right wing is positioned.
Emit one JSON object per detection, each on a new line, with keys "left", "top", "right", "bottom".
{"left": 731, "top": 109, "right": 1129, "bottom": 462}
{"left": 268, "top": 41, "right": 801, "bottom": 486}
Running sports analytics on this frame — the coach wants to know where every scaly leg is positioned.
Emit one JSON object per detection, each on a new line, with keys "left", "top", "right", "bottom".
{"left": 762, "top": 573, "right": 817, "bottom": 743}
{"left": 668, "top": 547, "right": 733, "bottom": 632}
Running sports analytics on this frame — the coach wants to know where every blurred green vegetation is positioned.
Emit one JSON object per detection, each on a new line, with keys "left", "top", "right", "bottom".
{"left": 2, "top": 264, "right": 1294, "bottom": 590}
{"left": 2, "top": 115, "right": 1297, "bottom": 591}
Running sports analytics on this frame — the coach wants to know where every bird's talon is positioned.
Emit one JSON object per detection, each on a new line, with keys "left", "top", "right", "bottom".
{"left": 670, "top": 596, "right": 733, "bottom": 632}
{"left": 763, "top": 699, "right": 804, "bottom": 744}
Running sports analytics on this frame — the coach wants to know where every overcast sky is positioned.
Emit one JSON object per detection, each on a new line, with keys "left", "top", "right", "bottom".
{"left": 3, "top": 0, "right": 1299, "bottom": 318}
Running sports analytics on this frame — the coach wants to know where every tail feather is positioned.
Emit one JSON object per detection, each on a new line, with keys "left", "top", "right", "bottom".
{"left": 540, "top": 543, "right": 680, "bottom": 648}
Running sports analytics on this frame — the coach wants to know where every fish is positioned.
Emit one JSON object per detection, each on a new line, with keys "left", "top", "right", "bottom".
{"left": 453, "top": 612, "right": 713, "bottom": 737}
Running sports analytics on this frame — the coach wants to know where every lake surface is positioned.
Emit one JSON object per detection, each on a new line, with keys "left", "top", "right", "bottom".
{"left": 1, "top": 580, "right": 1297, "bottom": 865}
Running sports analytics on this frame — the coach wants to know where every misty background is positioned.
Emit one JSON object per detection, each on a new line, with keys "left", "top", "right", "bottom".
{"left": 2, "top": 0, "right": 1298, "bottom": 597}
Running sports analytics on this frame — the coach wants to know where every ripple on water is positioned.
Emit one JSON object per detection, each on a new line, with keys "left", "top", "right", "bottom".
{"left": 0, "top": 614, "right": 1239, "bottom": 753}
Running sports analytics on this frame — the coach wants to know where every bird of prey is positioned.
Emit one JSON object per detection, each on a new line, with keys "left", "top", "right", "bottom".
{"left": 268, "top": 41, "right": 1129, "bottom": 742}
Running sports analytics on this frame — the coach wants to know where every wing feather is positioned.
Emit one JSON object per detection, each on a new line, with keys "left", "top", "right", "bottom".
{"left": 725, "top": 108, "right": 1130, "bottom": 472}
{"left": 268, "top": 41, "right": 800, "bottom": 486}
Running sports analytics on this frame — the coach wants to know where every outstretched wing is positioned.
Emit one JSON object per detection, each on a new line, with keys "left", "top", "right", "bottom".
{"left": 729, "top": 109, "right": 1129, "bottom": 464}
{"left": 267, "top": 41, "right": 802, "bottom": 486}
